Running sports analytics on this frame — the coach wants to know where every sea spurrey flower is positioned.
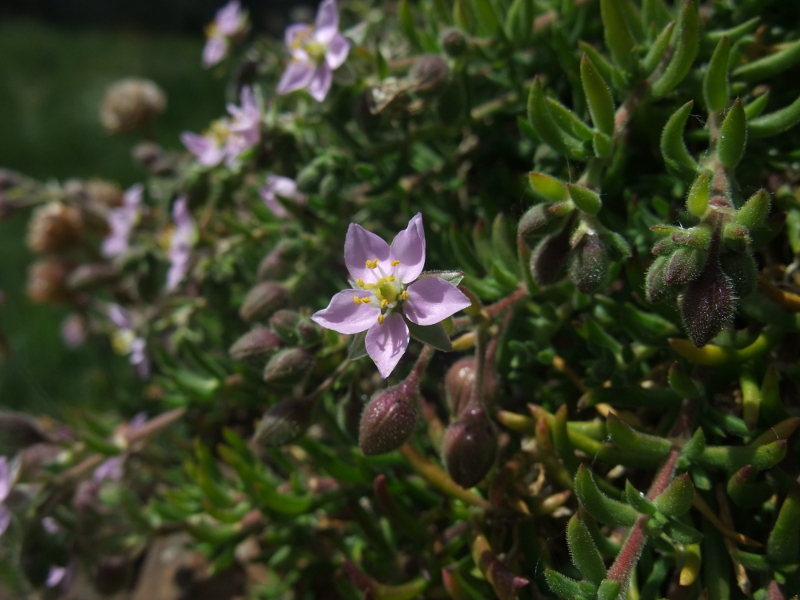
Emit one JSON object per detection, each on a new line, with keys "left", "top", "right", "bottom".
{"left": 102, "top": 183, "right": 143, "bottom": 258}
{"left": 203, "top": 0, "right": 249, "bottom": 68}
{"left": 276, "top": 0, "right": 350, "bottom": 102}
{"left": 0, "top": 456, "right": 12, "bottom": 537}
{"left": 166, "top": 197, "right": 197, "bottom": 291}
{"left": 312, "top": 214, "right": 471, "bottom": 378}
{"left": 260, "top": 175, "right": 306, "bottom": 218}
{"left": 108, "top": 304, "right": 150, "bottom": 379}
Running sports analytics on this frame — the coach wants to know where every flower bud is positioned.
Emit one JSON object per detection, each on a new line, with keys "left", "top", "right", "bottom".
{"left": 442, "top": 405, "right": 498, "bottom": 488}
{"left": 517, "top": 204, "right": 554, "bottom": 240}
{"left": 359, "top": 379, "right": 419, "bottom": 455}
{"left": 26, "top": 259, "right": 72, "bottom": 304}
{"left": 26, "top": 202, "right": 83, "bottom": 254}
{"left": 100, "top": 78, "right": 166, "bottom": 135}
{"left": 257, "top": 239, "right": 301, "bottom": 281}
{"left": 269, "top": 309, "right": 302, "bottom": 344}
{"left": 66, "top": 263, "right": 117, "bottom": 290}
{"left": 645, "top": 255, "right": 676, "bottom": 304}
{"left": 445, "top": 358, "right": 476, "bottom": 417}
{"left": 252, "top": 396, "right": 315, "bottom": 447}
{"left": 720, "top": 251, "right": 758, "bottom": 298}
{"left": 664, "top": 246, "right": 706, "bottom": 285}
{"left": 296, "top": 317, "right": 322, "bottom": 346}
{"left": 239, "top": 282, "right": 289, "bottom": 322}
{"left": 228, "top": 328, "right": 281, "bottom": 359}
{"left": 679, "top": 257, "right": 735, "bottom": 347}
{"left": 262, "top": 348, "right": 314, "bottom": 384}
{"left": 441, "top": 28, "right": 468, "bottom": 57}
{"left": 568, "top": 232, "right": 609, "bottom": 293}
{"left": 410, "top": 55, "right": 450, "bottom": 95}
{"left": 529, "top": 227, "right": 570, "bottom": 286}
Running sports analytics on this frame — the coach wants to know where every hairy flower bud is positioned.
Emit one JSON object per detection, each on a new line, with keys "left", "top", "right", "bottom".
{"left": 359, "top": 379, "right": 419, "bottom": 455}
{"left": 445, "top": 358, "right": 476, "bottom": 417}
{"left": 441, "top": 28, "right": 468, "bottom": 57}
{"left": 645, "top": 255, "right": 677, "bottom": 303}
{"left": 568, "top": 232, "right": 609, "bottom": 293}
{"left": 253, "top": 396, "right": 316, "bottom": 447}
{"left": 269, "top": 309, "right": 302, "bottom": 344}
{"left": 411, "top": 55, "right": 450, "bottom": 95}
{"left": 26, "top": 202, "right": 83, "bottom": 254}
{"left": 257, "top": 240, "right": 302, "bottom": 281}
{"left": 228, "top": 328, "right": 281, "bottom": 359}
{"left": 262, "top": 348, "right": 314, "bottom": 384}
{"left": 679, "top": 257, "right": 736, "bottom": 347}
{"left": 442, "top": 405, "right": 498, "bottom": 488}
{"left": 239, "top": 282, "right": 289, "bottom": 322}
{"left": 26, "top": 259, "right": 72, "bottom": 304}
{"left": 664, "top": 246, "right": 706, "bottom": 285}
{"left": 517, "top": 204, "right": 554, "bottom": 240}
{"left": 100, "top": 78, "right": 166, "bottom": 135}
{"left": 530, "top": 227, "right": 570, "bottom": 286}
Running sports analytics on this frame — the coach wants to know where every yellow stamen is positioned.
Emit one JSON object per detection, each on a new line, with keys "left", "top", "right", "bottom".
{"left": 391, "top": 260, "right": 400, "bottom": 266}
{"left": 353, "top": 296, "right": 362, "bottom": 305}
{"left": 361, "top": 296, "right": 371, "bottom": 303}
{"left": 357, "top": 278, "right": 364, "bottom": 288}
{"left": 401, "top": 291, "right": 409, "bottom": 300}
{"left": 378, "top": 314, "right": 385, "bottom": 325}
{"left": 388, "top": 275, "right": 395, "bottom": 281}
{"left": 381, "top": 299, "right": 388, "bottom": 307}
{"left": 365, "top": 259, "right": 379, "bottom": 269}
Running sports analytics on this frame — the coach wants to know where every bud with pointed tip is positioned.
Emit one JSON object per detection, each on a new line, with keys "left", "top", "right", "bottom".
{"left": 665, "top": 246, "right": 706, "bottom": 285}
{"left": 679, "top": 257, "right": 736, "bottom": 347}
{"left": 253, "top": 396, "right": 316, "bottom": 447}
{"left": 645, "top": 255, "right": 677, "bottom": 303}
{"left": 269, "top": 309, "right": 302, "bottom": 344}
{"left": 228, "top": 328, "right": 281, "bottom": 359}
{"left": 569, "top": 232, "right": 609, "bottom": 293}
{"left": 239, "top": 282, "right": 289, "bottom": 322}
{"left": 359, "top": 378, "right": 419, "bottom": 456}
{"left": 262, "top": 348, "right": 314, "bottom": 384}
{"left": 517, "top": 204, "right": 554, "bottom": 240}
{"left": 442, "top": 405, "right": 498, "bottom": 488}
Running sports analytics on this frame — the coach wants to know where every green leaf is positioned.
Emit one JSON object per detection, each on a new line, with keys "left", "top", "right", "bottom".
{"left": 417, "top": 270, "right": 466, "bottom": 286}
{"left": 625, "top": 480, "right": 657, "bottom": 515}
{"left": 581, "top": 54, "right": 615, "bottom": 136}
{"left": 547, "top": 97, "right": 595, "bottom": 141}
{"left": 406, "top": 320, "right": 453, "bottom": 352}
{"left": 717, "top": 98, "right": 747, "bottom": 168}
{"left": 545, "top": 569, "right": 588, "bottom": 600}
{"left": 733, "top": 38, "right": 800, "bottom": 83}
{"left": 597, "top": 578, "right": 623, "bottom": 600}
{"left": 471, "top": 0, "right": 501, "bottom": 37}
{"left": 660, "top": 100, "right": 699, "bottom": 182}
{"left": 529, "top": 172, "right": 570, "bottom": 202}
{"left": 593, "top": 131, "right": 613, "bottom": 158}
{"left": 575, "top": 465, "right": 639, "bottom": 527}
{"left": 663, "top": 518, "right": 703, "bottom": 545}
{"left": 600, "top": 0, "right": 636, "bottom": 71}
{"left": 398, "top": 0, "right": 423, "bottom": 52}
{"left": 642, "top": 0, "right": 673, "bottom": 31}
{"left": 735, "top": 189, "right": 770, "bottom": 230}
{"left": 653, "top": 473, "right": 694, "bottom": 517}
{"left": 749, "top": 95, "right": 800, "bottom": 138}
{"left": 568, "top": 183, "right": 602, "bottom": 216}
{"left": 702, "top": 38, "right": 730, "bottom": 117}
{"left": 704, "top": 17, "right": 759, "bottom": 46}
{"left": 567, "top": 514, "right": 608, "bottom": 585}
{"left": 767, "top": 483, "right": 800, "bottom": 564}
{"left": 685, "top": 170, "right": 711, "bottom": 217}
{"left": 606, "top": 414, "right": 673, "bottom": 460}
{"left": 650, "top": 0, "right": 699, "bottom": 98}
{"left": 253, "top": 481, "right": 313, "bottom": 515}
{"left": 527, "top": 78, "right": 581, "bottom": 155}
{"left": 641, "top": 20, "right": 675, "bottom": 76}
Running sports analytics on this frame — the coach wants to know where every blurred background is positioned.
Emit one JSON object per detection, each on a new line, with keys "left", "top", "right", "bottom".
{"left": 0, "top": 0, "right": 305, "bottom": 414}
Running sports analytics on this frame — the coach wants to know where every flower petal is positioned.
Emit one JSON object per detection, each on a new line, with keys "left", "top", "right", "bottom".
{"left": 314, "top": 0, "right": 339, "bottom": 44}
{"left": 308, "top": 64, "right": 333, "bottom": 102}
{"left": 276, "top": 61, "right": 316, "bottom": 95}
{"left": 0, "top": 456, "right": 9, "bottom": 502}
{"left": 312, "top": 289, "right": 380, "bottom": 335}
{"left": 0, "top": 505, "right": 10, "bottom": 539}
{"left": 325, "top": 33, "right": 350, "bottom": 70}
{"left": 389, "top": 213, "right": 426, "bottom": 282}
{"left": 344, "top": 223, "right": 391, "bottom": 283}
{"left": 403, "top": 277, "right": 472, "bottom": 326}
{"left": 202, "top": 36, "right": 228, "bottom": 67}
{"left": 216, "top": 0, "right": 243, "bottom": 35}
{"left": 366, "top": 312, "right": 409, "bottom": 378}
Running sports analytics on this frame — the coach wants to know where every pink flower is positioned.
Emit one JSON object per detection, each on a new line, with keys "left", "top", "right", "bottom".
{"left": 108, "top": 304, "right": 150, "bottom": 379}
{"left": 260, "top": 175, "right": 306, "bottom": 218}
{"left": 203, "top": 1, "right": 248, "bottom": 67}
{"left": 276, "top": 0, "right": 350, "bottom": 102}
{"left": 166, "top": 198, "right": 197, "bottom": 291}
{"left": 181, "top": 87, "right": 261, "bottom": 167}
{"left": 102, "top": 184, "right": 143, "bottom": 258}
{"left": 312, "top": 214, "right": 471, "bottom": 378}
{"left": 0, "top": 456, "right": 11, "bottom": 537}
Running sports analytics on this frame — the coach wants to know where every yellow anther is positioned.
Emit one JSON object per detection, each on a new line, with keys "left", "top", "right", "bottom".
{"left": 353, "top": 296, "right": 362, "bottom": 305}
{"left": 365, "top": 259, "right": 379, "bottom": 269}
{"left": 391, "top": 260, "right": 400, "bottom": 266}
{"left": 378, "top": 314, "right": 385, "bottom": 325}
{"left": 401, "top": 291, "right": 409, "bottom": 300}
{"left": 381, "top": 299, "right": 388, "bottom": 307}
{"left": 363, "top": 283, "right": 376, "bottom": 290}
{"left": 357, "top": 278, "right": 365, "bottom": 288}
{"left": 388, "top": 275, "right": 395, "bottom": 281}
{"left": 361, "top": 296, "right": 372, "bottom": 303}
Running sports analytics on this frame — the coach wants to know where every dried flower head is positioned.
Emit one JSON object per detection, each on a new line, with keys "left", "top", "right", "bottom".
{"left": 100, "top": 78, "right": 166, "bottom": 135}
{"left": 26, "top": 202, "right": 83, "bottom": 254}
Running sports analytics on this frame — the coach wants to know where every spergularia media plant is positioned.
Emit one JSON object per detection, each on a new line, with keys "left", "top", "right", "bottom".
{"left": 3, "top": 0, "right": 800, "bottom": 598}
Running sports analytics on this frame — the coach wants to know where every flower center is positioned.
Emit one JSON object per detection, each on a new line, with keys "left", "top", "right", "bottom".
{"left": 290, "top": 26, "right": 326, "bottom": 63}
{"left": 352, "top": 259, "right": 409, "bottom": 325}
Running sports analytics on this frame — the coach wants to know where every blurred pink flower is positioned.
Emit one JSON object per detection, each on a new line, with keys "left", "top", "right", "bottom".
{"left": 102, "top": 183, "right": 143, "bottom": 258}
{"left": 203, "top": 0, "right": 248, "bottom": 67}
{"left": 166, "top": 198, "right": 197, "bottom": 291}
{"left": 260, "top": 175, "right": 306, "bottom": 218}
{"left": 276, "top": 0, "right": 350, "bottom": 102}
{"left": 108, "top": 304, "right": 150, "bottom": 379}
{"left": 0, "top": 456, "right": 10, "bottom": 537}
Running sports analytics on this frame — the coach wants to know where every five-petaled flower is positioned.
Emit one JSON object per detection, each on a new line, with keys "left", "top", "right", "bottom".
{"left": 312, "top": 214, "right": 471, "bottom": 378}
{"left": 203, "top": 0, "right": 249, "bottom": 68}
{"left": 276, "top": 0, "right": 350, "bottom": 102}
{"left": 102, "top": 183, "right": 143, "bottom": 258}
{"left": 260, "top": 175, "right": 307, "bottom": 218}
{"left": 181, "top": 86, "right": 261, "bottom": 168}
{"left": 166, "top": 197, "right": 197, "bottom": 291}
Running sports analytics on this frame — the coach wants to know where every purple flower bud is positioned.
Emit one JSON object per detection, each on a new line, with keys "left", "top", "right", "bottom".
{"left": 359, "top": 378, "right": 419, "bottom": 455}
{"left": 228, "top": 328, "right": 281, "bottom": 359}
{"left": 679, "top": 258, "right": 736, "bottom": 347}
{"left": 568, "top": 232, "right": 610, "bottom": 293}
{"left": 517, "top": 204, "right": 554, "bottom": 240}
{"left": 664, "top": 246, "right": 706, "bottom": 285}
{"left": 239, "top": 282, "right": 290, "bottom": 322}
{"left": 269, "top": 309, "right": 302, "bottom": 344}
{"left": 441, "top": 405, "right": 498, "bottom": 488}
{"left": 529, "top": 225, "right": 571, "bottom": 286}
{"left": 253, "top": 396, "right": 316, "bottom": 447}
{"left": 445, "top": 358, "right": 476, "bottom": 417}
{"left": 440, "top": 28, "right": 468, "bottom": 57}
{"left": 410, "top": 55, "right": 450, "bottom": 95}
{"left": 262, "top": 348, "right": 314, "bottom": 384}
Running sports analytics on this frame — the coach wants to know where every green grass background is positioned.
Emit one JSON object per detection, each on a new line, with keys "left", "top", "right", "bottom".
{"left": 0, "top": 18, "right": 224, "bottom": 414}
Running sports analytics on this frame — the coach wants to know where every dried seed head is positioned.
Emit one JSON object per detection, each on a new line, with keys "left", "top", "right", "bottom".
{"left": 26, "top": 259, "right": 72, "bottom": 304}
{"left": 26, "top": 202, "right": 83, "bottom": 254}
{"left": 100, "top": 78, "right": 166, "bottom": 135}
